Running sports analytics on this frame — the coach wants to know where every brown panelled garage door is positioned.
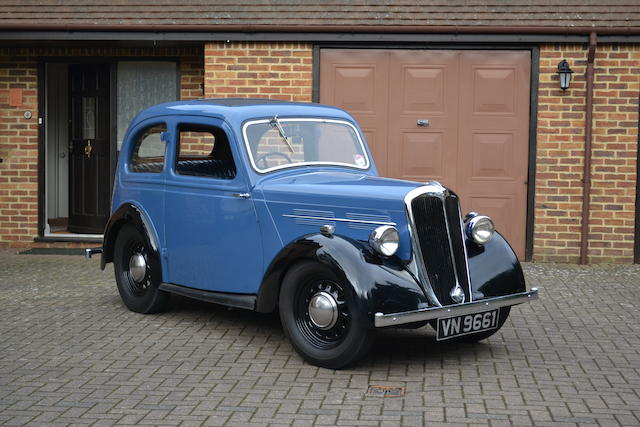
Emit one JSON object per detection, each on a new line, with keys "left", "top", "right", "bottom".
{"left": 320, "top": 49, "right": 530, "bottom": 258}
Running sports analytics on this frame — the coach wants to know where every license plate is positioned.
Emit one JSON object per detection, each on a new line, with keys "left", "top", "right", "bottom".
{"left": 436, "top": 309, "right": 499, "bottom": 341}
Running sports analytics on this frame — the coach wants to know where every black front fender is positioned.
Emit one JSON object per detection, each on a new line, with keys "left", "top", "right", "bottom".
{"left": 467, "top": 231, "right": 526, "bottom": 299}
{"left": 256, "top": 233, "right": 429, "bottom": 326}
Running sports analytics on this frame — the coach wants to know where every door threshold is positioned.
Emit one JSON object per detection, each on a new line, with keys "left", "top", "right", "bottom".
{"left": 36, "top": 234, "right": 103, "bottom": 243}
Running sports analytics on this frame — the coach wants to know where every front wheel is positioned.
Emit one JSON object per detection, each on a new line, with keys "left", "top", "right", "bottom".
{"left": 113, "top": 223, "right": 169, "bottom": 314}
{"left": 279, "top": 262, "right": 373, "bottom": 369}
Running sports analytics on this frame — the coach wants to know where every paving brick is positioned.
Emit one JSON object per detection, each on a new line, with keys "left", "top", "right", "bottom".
{"left": 0, "top": 251, "right": 639, "bottom": 425}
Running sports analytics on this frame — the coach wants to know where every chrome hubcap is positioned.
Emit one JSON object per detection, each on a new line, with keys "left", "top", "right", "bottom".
{"left": 128, "top": 252, "right": 147, "bottom": 283}
{"left": 308, "top": 291, "right": 338, "bottom": 330}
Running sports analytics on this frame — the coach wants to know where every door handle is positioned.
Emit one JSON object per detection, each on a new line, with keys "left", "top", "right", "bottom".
{"left": 232, "top": 193, "right": 251, "bottom": 199}
{"left": 84, "top": 140, "right": 93, "bottom": 158}
{"left": 417, "top": 119, "right": 430, "bottom": 127}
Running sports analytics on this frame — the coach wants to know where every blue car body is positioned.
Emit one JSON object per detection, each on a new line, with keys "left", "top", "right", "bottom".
{"left": 100, "top": 99, "right": 537, "bottom": 361}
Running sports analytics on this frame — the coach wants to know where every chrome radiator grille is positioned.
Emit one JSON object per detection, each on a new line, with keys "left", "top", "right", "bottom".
{"left": 407, "top": 186, "right": 471, "bottom": 306}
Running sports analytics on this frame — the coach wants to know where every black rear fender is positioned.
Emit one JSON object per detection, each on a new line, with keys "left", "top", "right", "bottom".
{"left": 101, "top": 203, "right": 161, "bottom": 272}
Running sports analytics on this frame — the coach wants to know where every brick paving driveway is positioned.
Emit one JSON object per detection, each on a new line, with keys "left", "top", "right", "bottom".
{"left": 0, "top": 249, "right": 639, "bottom": 426}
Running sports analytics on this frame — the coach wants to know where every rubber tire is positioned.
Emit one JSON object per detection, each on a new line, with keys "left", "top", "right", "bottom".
{"left": 431, "top": 306, "right": 511, "bottom": 343}
{"left": 279, "top": 261, "right": 374, "bottom": 369}
{"left": 113, "top": 223, "right": 169, "bottom": 314}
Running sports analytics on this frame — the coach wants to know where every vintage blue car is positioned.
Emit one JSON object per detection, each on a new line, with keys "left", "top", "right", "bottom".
{"left": 88, "top": 99, "right": 538, "bottom": 369}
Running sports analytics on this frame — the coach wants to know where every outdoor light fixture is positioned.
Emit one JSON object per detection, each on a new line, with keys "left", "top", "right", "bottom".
{"left": 557, "top": 59, "right": 574, "bottom": 91}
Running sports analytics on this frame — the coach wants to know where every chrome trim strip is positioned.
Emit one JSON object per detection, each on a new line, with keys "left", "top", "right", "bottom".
{"left": 374, "top": 288, "right": 539, "bottom": 327}
{"left": 439, "top": 193, "right": 466, "bottom": 303}
{"left": 452, "top": 198, "right": 474, "bottom": 302}
{"left": 283, "top": 214, "right": 396, "bottom": 226}
{"left": 403, "top": 182, "right": 446, "bottom": 307}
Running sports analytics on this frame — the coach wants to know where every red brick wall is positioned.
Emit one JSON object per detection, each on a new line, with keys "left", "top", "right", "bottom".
{"left": 204, "top": 41, "right": 312, "bottom": 101}
{"left": 1, "top": 41, "right": 638, "bottom": 262}
{"left": 535, "top": 44, "right": 639, "bottom": 263}
{"left": 0, "top": 49, "right": 39, "bottom": 247}
{"left": 0, "top": 47, "right": 203, "bottom": 248}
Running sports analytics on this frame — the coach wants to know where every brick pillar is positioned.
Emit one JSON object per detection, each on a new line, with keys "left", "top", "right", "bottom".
{"left": 0, "top": 48, "right": 39, "bottom": 246}
{"left": 535, "top": 43, "right": 639, "bottom": 263}
{"left": 204, "top": 41, "right": 313, "bottom": 101}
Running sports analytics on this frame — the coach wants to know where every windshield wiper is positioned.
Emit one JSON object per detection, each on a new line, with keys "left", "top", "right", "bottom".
{"left": 269, "top": 115, "right": 294, "bottom": 153}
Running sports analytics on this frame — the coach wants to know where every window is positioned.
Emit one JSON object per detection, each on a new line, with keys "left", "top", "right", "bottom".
{"left": 243, "top": 118, "right": 369, "bottom": 173}
{"left": 176, "top": 125, "right": 236, "bottom": 179}
{"left": 117, "top": 61, "right": 178, "bottom": 151}
{"left": 130, "top": 124, "right": 166, "bottom": 173}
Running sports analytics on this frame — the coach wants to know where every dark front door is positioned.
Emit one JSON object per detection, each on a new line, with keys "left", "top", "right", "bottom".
{"left": 68, "top": 64, "right": 111, "bottom": 234}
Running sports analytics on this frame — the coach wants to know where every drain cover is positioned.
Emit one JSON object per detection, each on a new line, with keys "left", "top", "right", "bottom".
{"left": 365, "top": 385, "right": 405, "bottom": 397}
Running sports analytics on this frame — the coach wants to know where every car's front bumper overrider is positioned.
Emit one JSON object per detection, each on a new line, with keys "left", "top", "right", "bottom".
{"left": 374, "top": 288, "right": 538, "bottom": 327}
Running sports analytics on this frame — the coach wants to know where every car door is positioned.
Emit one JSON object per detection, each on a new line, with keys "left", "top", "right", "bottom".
{"left": 163, "top": 117, "right": 263, "bottom": 294}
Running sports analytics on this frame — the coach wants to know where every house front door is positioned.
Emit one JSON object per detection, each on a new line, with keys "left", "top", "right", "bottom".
{"left": 68, "top": 63, "right": 111, "bottom": 234}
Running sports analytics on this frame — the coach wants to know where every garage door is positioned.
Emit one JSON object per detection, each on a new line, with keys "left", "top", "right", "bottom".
{"left": 320, "top": 49, "right": 530, "bottom": 259}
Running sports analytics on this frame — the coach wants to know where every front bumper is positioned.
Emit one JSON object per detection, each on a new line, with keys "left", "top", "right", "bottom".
{"left": 374, "top": 288, "right": 538, "bottom": 327}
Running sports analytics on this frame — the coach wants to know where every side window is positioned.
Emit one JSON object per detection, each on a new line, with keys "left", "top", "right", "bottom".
{"left": 130, "top": 124, "right": 166, "bottom": 173}
{"left": 176, "top": 124, "right": 237, "bottom": 179}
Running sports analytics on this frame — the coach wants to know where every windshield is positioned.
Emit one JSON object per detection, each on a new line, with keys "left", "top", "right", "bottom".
{"left": 243, "top": 118, "right": 370, "bottom": 173}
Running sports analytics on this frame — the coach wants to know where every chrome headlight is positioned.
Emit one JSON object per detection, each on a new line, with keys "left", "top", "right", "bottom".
{"left": 369, "top": 225, "right": 400, "bottom": 257}
{"left": 466, "top": 215, "right": 495, "bottom": 244}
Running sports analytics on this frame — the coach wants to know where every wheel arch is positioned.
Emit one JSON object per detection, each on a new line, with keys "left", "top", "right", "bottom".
{"left": 101, "top": 203, "right": 162, "bottom": 272}
{"left": 255, "top": 234, "right": 339, "bottom": 313}
{"left": 255, "top": 233, "right": 428, "bottom": 324}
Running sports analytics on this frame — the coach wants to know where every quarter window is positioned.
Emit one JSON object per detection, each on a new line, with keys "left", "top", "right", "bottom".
{"left": 130, "top": 124, "right": 166, "bottom": 173}
{"left": 176, "top": 125, "right": 236, "bottom": 179}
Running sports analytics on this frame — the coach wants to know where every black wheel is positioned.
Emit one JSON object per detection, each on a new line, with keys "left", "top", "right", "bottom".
{"left": 430, "top": 306, "right": 511, "bottom": 343}
{"left": 113, "top": 223, "right": 169, "bottom": 314}
{"left": 256, "top": 151, "right": 293, "bottom": 169}
{"left": 279, "top": 262, "right": 373, "bottom": 369}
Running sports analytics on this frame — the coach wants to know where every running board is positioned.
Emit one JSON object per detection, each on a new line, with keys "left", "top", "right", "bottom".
{"left": 159, "top": 283, "right": 256, "bottom": 310}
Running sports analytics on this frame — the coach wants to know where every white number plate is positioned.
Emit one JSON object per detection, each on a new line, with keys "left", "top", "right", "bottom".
{"left": 436, "top": 309, "right": 499, "bottom": 341}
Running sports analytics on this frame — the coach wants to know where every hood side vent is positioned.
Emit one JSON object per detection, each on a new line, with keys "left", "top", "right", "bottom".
{"left": 290, "top": 209, "right": 335, "bottom": 226}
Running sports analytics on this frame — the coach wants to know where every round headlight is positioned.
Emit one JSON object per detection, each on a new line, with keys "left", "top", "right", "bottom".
{"left": 466, "top": 215, "right": 495, "bottom": 244}
{"left": 369, "top": 225, "right": 400, "bottom": 257}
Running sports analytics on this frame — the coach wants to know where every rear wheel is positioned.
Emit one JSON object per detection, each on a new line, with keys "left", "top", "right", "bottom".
{"left": 279, "top": 262, "right": 373, "bottom": 369}
{"left": 114, "top": 223, "right": 169, "bottom": 314}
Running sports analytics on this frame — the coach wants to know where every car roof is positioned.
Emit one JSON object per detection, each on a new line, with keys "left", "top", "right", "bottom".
{"left": 131, "top": 98, "right": 353, "bottom": 125}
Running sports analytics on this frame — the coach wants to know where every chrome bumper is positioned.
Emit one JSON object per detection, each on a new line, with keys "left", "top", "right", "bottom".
{"left": 85, "top": 247, "right": 103, "bottom": 259}
{"left": 374, "top": 288, "right": 538, "bottom": 327}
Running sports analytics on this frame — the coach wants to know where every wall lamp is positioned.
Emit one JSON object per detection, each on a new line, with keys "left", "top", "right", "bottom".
{"left": 557, "top": 59, "right": 574, "bottom": 91}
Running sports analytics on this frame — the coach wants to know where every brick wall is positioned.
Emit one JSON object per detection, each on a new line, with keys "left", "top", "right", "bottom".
{"left": 535, "top": 43, "right": 639, "bottom": 263}
{"left": 1, "top": 40, "right": 638, "bottom": 261}
{"left": 204, "top": 41, "right": 312, "bottom": 101}
{"left": 0, "top": 47, "right": 203, "bottom": 248}
{"left": 0, "top": 49, "right": 39, "bottom": 247}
